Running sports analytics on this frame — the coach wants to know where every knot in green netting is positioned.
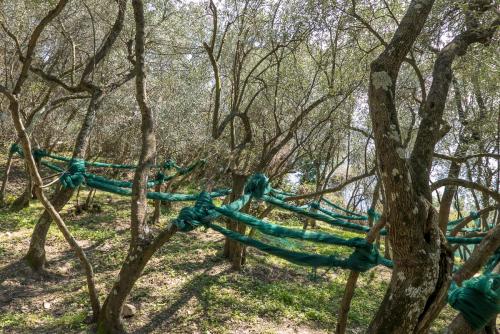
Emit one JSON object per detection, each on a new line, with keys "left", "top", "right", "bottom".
{"left": 367, "top": 208, "right": 380, "bottom": 220}
{"left": 10, "top": 143, "right": 22, "bottom": 156}
{"left": 155, "top": 172, "right": 166, "bottom": 183}
{"left": 484, "top": 248, "right": 500, "bottom": 274}
{"left": 347, "top": 244, "right": 388, "bottom": 272}
{"left": 162, "top": 159, "right": 176, "bottom": 170}
{"left": 244, "top": 173, "right": 271, "bottom": 198}
{"left": 310, "top": 201, "right": 320, "bottom": 210}
{"left": 32, "top": 149, "right": 48, "bottom": 160}
{"left": 448, "top": 274, "right": 500, "bottom": 330}
{"left": 470, "top": 211, "right": 480, "bottom": 220}
{"left": 59, "top": 159, "right": 86, "bottom": 189}
{"left": 174, "top": 192, "right": 214, "bottom": 232}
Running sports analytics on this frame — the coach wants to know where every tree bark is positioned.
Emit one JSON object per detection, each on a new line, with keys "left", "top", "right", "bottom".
{"left": 0, "top": 151, "right": 14, "bottom": 206}
{"left": 223, "top": 172, "right": 248, "bottom": 270}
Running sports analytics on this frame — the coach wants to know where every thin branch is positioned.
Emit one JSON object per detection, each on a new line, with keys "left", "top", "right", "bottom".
{"left": 431, "top": 178, "right": 500, "bottom": 202}
{"left": 285, "top": 168, "right": 376, "bottom": 201}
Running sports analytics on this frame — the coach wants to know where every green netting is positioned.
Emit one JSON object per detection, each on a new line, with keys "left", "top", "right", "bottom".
{"left": 207, "top": 221, "right": 391, "bottom": 271}
{"left": 10, "top": 143, "right": 23, "bottom": 156}
{"left": 447, "top": 211, "right": 481, "bottom": 231}
{"left": 484, "top": 249, "right": 500, "bottom": 274}
{"left": 59, "top": 159, "right": 86, "bottom": 189}
{"left": 446, "top": 237, "right": 483, "bottom": 245}
{"left": 261, "top": 194, "right": 388, "bottom": 235}
{"left": 213, "top": 204, "right": 372, "bottom": 249}
{"left": 320, "top": 196, "right": 368, "bottom": 218}
{"left": 86, "top": 177, "right": 229, "bottom": 202}
{"left": 173, "top": 175, "right": 393, "bottom": 272}
{"left": 310, "top": 201, "right": 368, "bottom": 221}
{"left": 40, "top": 160, "right": 65, "bottom": 173}
{"left": 448, "top": 274, "right": 500, "bottom": 330}
{"left": 15, "top": 144, "right": 205, "bottom": 172}
{"left": 9, "top": 146, "right": 220, "bottom": 204}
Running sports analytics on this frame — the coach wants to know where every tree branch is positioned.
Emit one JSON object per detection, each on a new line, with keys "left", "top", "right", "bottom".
{"left": 431, "top": 178, "right": 500, "bottom": 202}
{"left": 285, "top": 168, "right": 376, "bottom": 201}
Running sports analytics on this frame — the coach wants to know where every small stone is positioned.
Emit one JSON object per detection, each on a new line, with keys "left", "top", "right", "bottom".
{"left": 122, "top": 303, "right": 136, "bottom": 318}
{"left": 43, "top": 301, "right": 51, "bottom": 309}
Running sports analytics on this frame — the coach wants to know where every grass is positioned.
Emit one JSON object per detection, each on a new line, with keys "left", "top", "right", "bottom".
{"left": 0, "top": 177, "right": 460, "bottom": 333}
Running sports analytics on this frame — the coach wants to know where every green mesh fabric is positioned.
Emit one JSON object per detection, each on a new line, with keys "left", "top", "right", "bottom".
{"left": 11, "top": 143, "right": 204, "bottom": 171}
{"left": 10, "top": 143, "right": 24, "bottom": 157}
{"left": 59, "top": 159, "right": 86, "bottom": 189}
{"left": 320, "top": 196, "right": 367, "bottom": 218}
{"left": 213, "top": 204, "right": 372, "bottom": 249}
{"left": 86, "top": 178, "right": 229, "bottom": 202}
{"left": 173, "top": 186, "right": 393, "bottom": 272}
{"left": 366, "top": 208, "right": 381, "bottom": 221}
{"left": 41, "top": 161, "right": 65, "bottom": 173}
{"left": 447, "top": 211, "right": 482, "bottom": 232}
{"left": 262, "top": 194, "right": 388, "bottom": 236}
{"left": 10, "top": 146, "right": 486, "bottom": 266}
{"left": 484, "top": 249, "right": 500, "bottom": 274}
{"left": 207, "top": 222, "right": 389, "bottom": 271}
{"left": 244, "top": 173, "right": 272, "bottom": 198}
{"left": 310, "top": 201, "right": 368, "bottom": 221}
{"left": 446, "top": 237, "right": 483, "bottom": 245}
{"left": 32, "top": 149, "right": 48, "bottom": 161}
{"left": 448, "top": 274, "right": 500, "bottom": 330}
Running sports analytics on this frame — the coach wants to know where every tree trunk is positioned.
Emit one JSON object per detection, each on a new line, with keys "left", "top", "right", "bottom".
{"left": 97, "top": 225, "right": 177, "bottom": 333}
{"left": 336, "top": 183, "right": 380, "bottom": 334}
{"left": 9, "top": 100, "right": 101, "bottom": 321}
{"left": 0, "top": 150, "right": 14, "bottom": 206}
{"left": 10, "top": 168, "right": 32, "bottom": 211}
{"left": 25, "top": 93, "right": 102, "bottom": 271}
{"left": 24, "top": 187, "right": 74, "bottom": 270}
{"left": 223, "top": 172, "right": 248, "bottom": 270}
{"left": 98, "top": 3, "right": 161, "bottom": 331}
{"left": 366, "top": 1, "right": 498, "bottom": 331}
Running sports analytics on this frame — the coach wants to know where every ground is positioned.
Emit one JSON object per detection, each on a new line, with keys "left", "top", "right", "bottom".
{"left": 0, "top": 156, "right": 458, "bottom": 333}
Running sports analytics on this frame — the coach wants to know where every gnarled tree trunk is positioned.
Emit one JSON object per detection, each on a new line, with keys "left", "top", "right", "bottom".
{"left": 364, "top": 1, "right": 498, "bottom": 332}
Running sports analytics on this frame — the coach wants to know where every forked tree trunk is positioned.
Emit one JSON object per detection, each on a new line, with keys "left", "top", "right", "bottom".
{"left": 365, "top": 1, "right": 498, "bottom": 331}
{"left": 23, "top": 0, "right": 127, "bottom": 272}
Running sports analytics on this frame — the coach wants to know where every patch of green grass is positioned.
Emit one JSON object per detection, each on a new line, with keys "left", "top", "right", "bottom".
{"left": 0, "top": 202, "right": 44, "bottom": 231}
{"left": 0, "top": 312, "right": 31, "bottom": 329}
